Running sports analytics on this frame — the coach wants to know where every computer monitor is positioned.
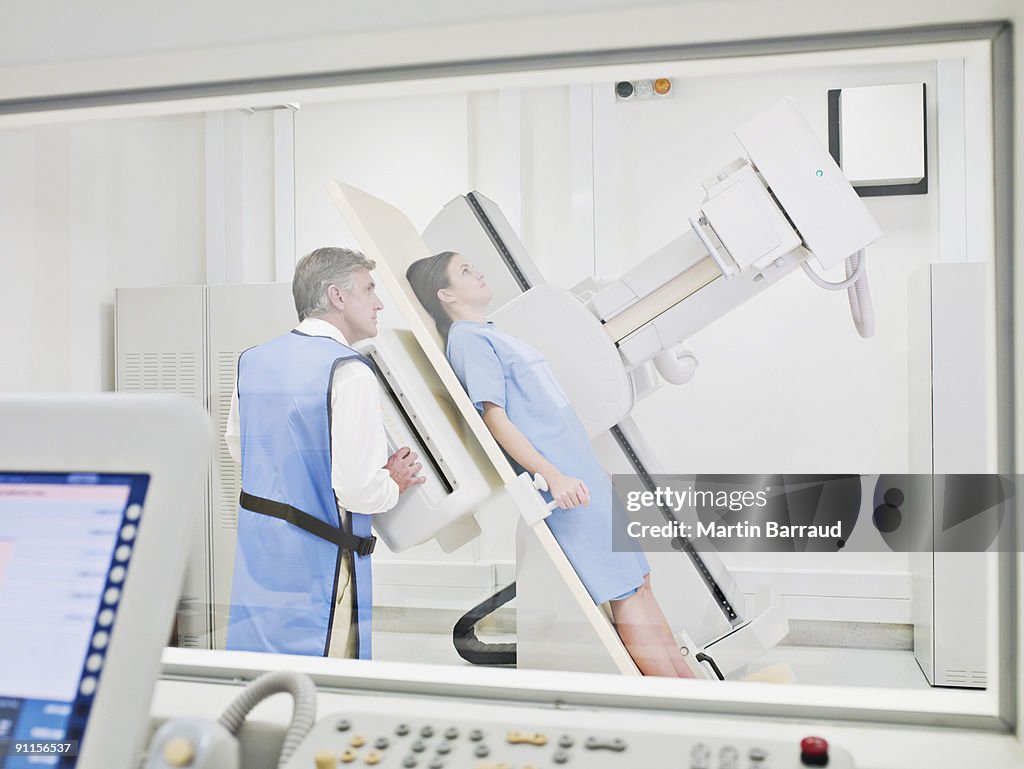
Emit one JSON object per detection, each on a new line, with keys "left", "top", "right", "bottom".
{"left": 0, "top": 395, "right": 210, "bottom": 769}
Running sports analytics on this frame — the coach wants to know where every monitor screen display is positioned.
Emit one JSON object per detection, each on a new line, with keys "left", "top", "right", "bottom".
{"left": 0, "top": 472, "right": 149, "bottom": 769}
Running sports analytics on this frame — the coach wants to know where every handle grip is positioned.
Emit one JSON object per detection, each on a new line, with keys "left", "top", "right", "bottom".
{"left": 531, "top": 473, "right": 560, "bottom": 511}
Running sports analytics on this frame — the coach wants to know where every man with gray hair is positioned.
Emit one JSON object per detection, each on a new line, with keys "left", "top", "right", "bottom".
{"left": 224, "top": 246, "right": 424, "bottom": 659}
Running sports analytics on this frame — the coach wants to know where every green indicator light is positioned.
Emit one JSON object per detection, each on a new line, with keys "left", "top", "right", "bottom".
{"left": 815, "top": 169, "right": 824, "bottom": 177}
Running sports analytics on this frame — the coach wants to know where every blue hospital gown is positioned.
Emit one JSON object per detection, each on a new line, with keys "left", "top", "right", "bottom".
{"left": 446, "top": 320, "right": 650, "bottom": 604}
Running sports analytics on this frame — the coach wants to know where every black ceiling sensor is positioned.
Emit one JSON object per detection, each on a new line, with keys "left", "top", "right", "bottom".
{"left": 615, "top": 80, "right": 634, "bottom": 98}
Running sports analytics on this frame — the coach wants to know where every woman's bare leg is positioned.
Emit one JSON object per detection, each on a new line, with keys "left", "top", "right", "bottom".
{"left": 610, "top": 576, "right": 695, "bottom": 678}
{"left": 639, "top": 574, "right": 696, "bottom": 678}
{"left": 610, "top": 590, "right": 678, "bottom": 676}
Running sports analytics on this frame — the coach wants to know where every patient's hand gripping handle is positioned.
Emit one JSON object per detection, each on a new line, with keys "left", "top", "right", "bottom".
{"left": 531, "top": 473, "right": 561, "bottom": 511}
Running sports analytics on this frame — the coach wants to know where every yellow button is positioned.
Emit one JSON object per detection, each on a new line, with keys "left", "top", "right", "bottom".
{"left": 341, "top": 750, "right": 357, "bottom": 763}
{"left": 506, "top": 731, "right": 547, "bottom": 746}
{"left": 162, "top": 737, "right": 195, "bottom": 767}
{"left": 314, "top": 750, "right": 336, "bottom": 769}
{"left": 350, "top": 736, "right": 367, "bottom": 748}
{"left": 364, "top": 752, "right": 382, "bottom": 765}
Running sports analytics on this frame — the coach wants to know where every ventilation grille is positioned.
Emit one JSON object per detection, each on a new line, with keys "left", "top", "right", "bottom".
{"left": 122, "top": 352, "right": 200, "bottom": 398}
{"left": 175, "top": 595, "right": 207, "bottom": 648}
{"left": 214, "top": 351, "right": 242, "bottom": 531}
{"left": 943, "top": 668, "right": 987, "bottom": 688}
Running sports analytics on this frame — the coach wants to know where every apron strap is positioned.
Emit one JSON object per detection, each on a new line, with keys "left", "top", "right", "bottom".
{"left": 239, "top": 491, "right": 376, "bottom": 556}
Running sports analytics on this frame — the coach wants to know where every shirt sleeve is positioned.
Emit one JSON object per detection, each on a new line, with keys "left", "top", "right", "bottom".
{"left": 330, "top": 360, "right": 400, "bottom": 514}
{"left": 447, "top": 328, "right": 506, "bottom": 413}
{"left": 225, "top": 382, "right": 241, "bottom": 464}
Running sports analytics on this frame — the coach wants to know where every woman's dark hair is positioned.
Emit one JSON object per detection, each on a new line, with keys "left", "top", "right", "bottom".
{"left": 406, "top": 251, "right": 459, "bottom": 341}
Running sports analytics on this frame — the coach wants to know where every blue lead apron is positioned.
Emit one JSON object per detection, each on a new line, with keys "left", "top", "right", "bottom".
{"left": 225, "top": 330, "right": 376, "bottom": 658}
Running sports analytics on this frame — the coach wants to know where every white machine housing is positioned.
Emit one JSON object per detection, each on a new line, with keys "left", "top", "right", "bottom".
{"left": 0, "top": 395, "right": 211, "bottom": 769}
{"left": 732, "top": 97, "right": 883, "bottom": 269}
{"left": 357, "top": 328, "right": 499, "bottom": 552}
{"left": 908, "top": 263, "right": 995, "bottom": 688}
{"left": 593, "top": 97, "right": 882, "bottom": 370}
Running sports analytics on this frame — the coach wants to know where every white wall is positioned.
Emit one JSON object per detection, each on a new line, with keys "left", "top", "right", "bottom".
{"left": 204, "top": 110, "right": 278, "bottom": 285}
{"left": 0, "top": 116, "right": 206, "bottom": 392}
{"left": 294, "top": 93, "right": 471, "bottom": 258}
{"left": 0, "top": 110, "right": 287, "bottom": 394}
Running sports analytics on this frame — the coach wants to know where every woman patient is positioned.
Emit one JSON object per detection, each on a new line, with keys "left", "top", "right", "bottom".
{"left": 407, "top": 251, "right": 695, "bottom": 678}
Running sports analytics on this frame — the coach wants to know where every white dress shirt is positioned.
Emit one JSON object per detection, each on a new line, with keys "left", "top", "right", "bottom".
{"left": 225, "top": 317, "right": 399, "bottom": 515}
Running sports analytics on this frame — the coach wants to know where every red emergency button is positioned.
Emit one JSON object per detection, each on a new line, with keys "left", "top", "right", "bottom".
{"left": 800, "top": 736, "right": 829, "bottom": 766}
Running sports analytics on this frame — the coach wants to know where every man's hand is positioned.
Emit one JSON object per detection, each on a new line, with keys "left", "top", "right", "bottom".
{"left": 384, "top": 447, "right": 426, "bottom": 494}
{"left": 548, "top": 471, "right": 590, "bottom": 510}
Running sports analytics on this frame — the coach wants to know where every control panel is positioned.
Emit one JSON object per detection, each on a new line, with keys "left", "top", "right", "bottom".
{"left": 284, "top": 712, "right": 853, "bottom": 769}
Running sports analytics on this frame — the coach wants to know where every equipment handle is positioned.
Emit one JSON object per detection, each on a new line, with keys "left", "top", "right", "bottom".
{"left": 531, "top": 473, "right": 561, "bottom": 511}
{"left": 689, "top": 213, "right": 735, "bottom": 277}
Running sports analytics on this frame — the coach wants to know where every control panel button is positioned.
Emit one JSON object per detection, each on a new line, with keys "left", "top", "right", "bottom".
{"left": 435, "top": 744, "right": 452, "bottom": 755}
{"left": 420, "top": 726, "right": 435, "bottom": 738}
{"left": 750, "top": 746, "right": 768, "bottom": 762}
{"left": 558, "top": 735, "right": 574, "bottom": 749}
{"left": 506, "top": 731, "right": 547, "bottom": 746}
{"left": 374, "top": 737, "right": 389, "bottom": 750}
{"left": 468, "top": 729, "right": 484, "bottom": 742}
{"left": 364, "top": 751, "right": 382, "bottom": 765}
{"left": 335, "top": 719, "right": 352, "bottom": 732}
{"left": 395, "top": 724, "right": 411, "bottom": 737}
{"left": 800, "top": 736, "right": 829, "bottom": 766}
{"left": 411, "top": 740, "right": 426, "bottom": 753}
{"left": 314, "top": 749, "right": 336, "bottom": 769}
{"left": 690, "top": 742, "right": 710, "bottom": 769}
{"left": 401, "top": 756, "right": 417, "bottom": 768}
{"left": 444, "top": 727, "right": 459, "bottom": 740}
{"left": 474, "top": 745, "right": 490, "bottom": 758}
{"left": 552, "top": 750, "right": 570, "bottom": 765}
{"left": 350, "top": 736, "right": 367, "bottom": 748}
{"left": 161, "top": 737, "right": 195, "bottom": 767}
{"left": 340, "top": 750, "right": 357, "bottom": 763}
{"left": 584, "top": 737, "right": 626, "bottom": 752}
